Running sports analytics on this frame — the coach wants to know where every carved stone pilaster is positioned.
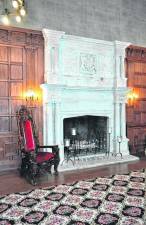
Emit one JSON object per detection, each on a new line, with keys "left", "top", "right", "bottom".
{"left": 42, "top": 29, "right": 65, "bottom": 83}
{"left": 112, "top": 41, "right": 131, "bottom": 154}
{"left": 114, "top": 41, "right": 131, "bottom": 83}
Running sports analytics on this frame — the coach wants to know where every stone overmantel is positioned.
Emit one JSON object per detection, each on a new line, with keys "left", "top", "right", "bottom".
{"left": 41, "top": 29, "right": 135, "bottom": 166}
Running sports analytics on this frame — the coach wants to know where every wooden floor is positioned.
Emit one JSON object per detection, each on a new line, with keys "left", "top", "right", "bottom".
{"left": 0, "top": 157, "right": 146, "bottom": 196}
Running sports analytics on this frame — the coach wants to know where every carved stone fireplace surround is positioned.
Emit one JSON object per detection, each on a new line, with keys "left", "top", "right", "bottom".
{"left": 41, "top": 29, "right": 138, "bottom": 171}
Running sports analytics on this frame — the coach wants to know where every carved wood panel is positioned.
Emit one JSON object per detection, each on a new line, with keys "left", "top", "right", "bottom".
{"left": 126, "top": 45, "right": 146, "bottom": 156}
{"left": 0, "top": 64, "right": 8, "bottom": 79}
{"left": 0, "top": 26, "right": 44, "bottom": 170}
{"left": 0, "top": 46, "right": 8, "bottom": 61}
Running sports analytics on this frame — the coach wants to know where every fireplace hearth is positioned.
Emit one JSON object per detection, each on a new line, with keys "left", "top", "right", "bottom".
{"left": 41, "top": 29, "right": 138, "bottom": 170}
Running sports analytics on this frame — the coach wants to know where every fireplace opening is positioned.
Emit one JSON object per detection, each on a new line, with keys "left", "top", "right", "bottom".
{"left": 63, "top": 115, "right": 107, "bottom": 157}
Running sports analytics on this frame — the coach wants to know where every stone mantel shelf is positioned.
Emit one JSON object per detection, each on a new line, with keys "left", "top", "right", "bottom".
{"left": 41, "top": 83, "right": 129, "bottom": 92}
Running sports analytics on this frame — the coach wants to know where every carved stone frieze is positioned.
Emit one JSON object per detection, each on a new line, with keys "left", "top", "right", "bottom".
{"left": 42, "top": 29, "right": 65, "bottom": 45}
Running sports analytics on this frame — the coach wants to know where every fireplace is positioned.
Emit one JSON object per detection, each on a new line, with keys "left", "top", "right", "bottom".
{"left": 64, "top": 116, "right": 107, "bottom": 156}
{"left": 41, "top": 29, "right": 138, "bottom": 170}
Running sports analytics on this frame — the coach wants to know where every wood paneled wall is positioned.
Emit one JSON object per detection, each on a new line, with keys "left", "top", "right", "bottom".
{"left": 0, "top": 26, "right": 44, "bottom": 170}
{"left": 126, "top": 45, "right": 146, "bottom": 156}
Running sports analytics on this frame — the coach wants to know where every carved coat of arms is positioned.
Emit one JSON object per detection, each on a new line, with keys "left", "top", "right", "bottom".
{"left": 80, "top": 53, "right": 97, "bottom": 75}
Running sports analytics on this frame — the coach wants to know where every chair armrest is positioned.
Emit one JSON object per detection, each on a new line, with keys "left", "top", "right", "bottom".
{"left": 38, "top": 145, "right": 59, "bottom": 154}
{"left": 39, "top": 145, "right": 55, "bottom": 148}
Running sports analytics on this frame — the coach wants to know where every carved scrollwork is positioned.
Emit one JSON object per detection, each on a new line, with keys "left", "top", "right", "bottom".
{"left": 26, "top": 33, "right": 32, "bottom": 45}
{"left": 0, "top": 29, "right": 8, "bottom": 42}
{"left": 11, "top": 31, "right": 26, "bottom": 44}
{"left": 126, "top": 46, "right": 146, "bottom": 61}
{"left": 31, "top": 34, "right": 44, "bottom": 46}
{"left": 24, "top": 46, "right": 37, "bottom": 55}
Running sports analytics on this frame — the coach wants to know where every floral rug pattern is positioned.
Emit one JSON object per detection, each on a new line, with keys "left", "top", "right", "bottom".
{"left": 0, "top": 169, "right": 146, "bottom": 224}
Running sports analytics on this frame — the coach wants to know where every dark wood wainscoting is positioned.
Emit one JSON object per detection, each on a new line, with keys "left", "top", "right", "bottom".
{"left": 0, "top": 26, "right": 44, "bottom": 170}
{"left": 126, "top": 45, "right": 146, "bottom": 156}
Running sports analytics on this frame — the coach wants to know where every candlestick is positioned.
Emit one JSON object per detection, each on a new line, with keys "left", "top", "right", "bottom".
{"left": 109, "top": 127, "right": 112, "bottom": 134}
{"left": 64, "top": 139, "right": 70, "bottom": 147}
{"left": 71, "top": 128, "right": 76, "bottom": 136}
{"left": 117, "top": 136, "right": 122, "bottom": 143}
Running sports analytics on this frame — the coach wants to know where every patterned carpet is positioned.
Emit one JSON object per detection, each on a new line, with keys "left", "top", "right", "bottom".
{"left": 0, "top": 169, "right": 145, "bottom": 225}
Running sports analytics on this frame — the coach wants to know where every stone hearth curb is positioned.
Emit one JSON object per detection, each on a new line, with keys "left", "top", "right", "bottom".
{"left": 58, "top": 154, "right": 139, "bottom": 172}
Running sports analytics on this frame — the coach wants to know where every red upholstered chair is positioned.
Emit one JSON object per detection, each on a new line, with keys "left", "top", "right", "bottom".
{"left": 16, "top": 105, "right": 60, "bottom": 185}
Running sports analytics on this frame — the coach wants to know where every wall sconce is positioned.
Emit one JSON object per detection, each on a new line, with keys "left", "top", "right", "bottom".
{"left": 116, "top": 136, "right": 123, "bottom": 158}
{"left": 25, "top": 89, "right": 38, "bottom": 107}
{"left": 1, "top": 0, "right": 26, "bottom": 25}
{"left": 127, "top": 89, "right": 139, "bottom": 106}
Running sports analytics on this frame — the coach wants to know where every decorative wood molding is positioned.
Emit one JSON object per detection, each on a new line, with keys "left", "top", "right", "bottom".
{"left": 0, "top": 29, "right": 8, "bottom": 42}
{"left": 0, "top": 26, "right": 44, "bottom": 47}
{"left": 126, "top": 45, "right": 146, "bottom": 62}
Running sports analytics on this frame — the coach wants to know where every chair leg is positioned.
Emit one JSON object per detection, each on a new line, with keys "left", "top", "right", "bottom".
{"left": 20, "top": 164, "right": 25, "bottom": 177}
{"left": 46, "top": 164, "right": 52, "bottom": 174}
{"left": 20, "top": 156, "right": 29, "bottom": 177}
{"left": 27, "top": 163, "right": 37, "bottom": 186}
{"left": 54, "top": 159, "right": 60, "bottom": 175}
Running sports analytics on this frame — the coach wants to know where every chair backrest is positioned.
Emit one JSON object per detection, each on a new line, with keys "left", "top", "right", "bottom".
{"left": 16, "top": 106, "right": 38, "bottom": 153}
{"left": 23, "top": 119, "right": 36, "bottom": 152}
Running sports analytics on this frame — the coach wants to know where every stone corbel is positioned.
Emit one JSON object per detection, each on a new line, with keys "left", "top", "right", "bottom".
{"left": 117, "top": 92, "right": 128, "bottom": 104}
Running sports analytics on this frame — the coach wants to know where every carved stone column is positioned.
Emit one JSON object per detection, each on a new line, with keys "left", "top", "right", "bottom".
{"left": 113, "top": 41, "right": 131, "bottom": 154}
{"left": 40, "top": 83, "right": 54, "bottom": 145}
{"left": 117, "top": 93, "right": 129, "bottom": 155}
